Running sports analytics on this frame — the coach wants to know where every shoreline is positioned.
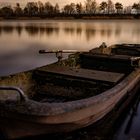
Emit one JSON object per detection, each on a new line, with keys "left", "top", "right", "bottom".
{"left": 0, "top": 14, "right": 140, "bottom": 20}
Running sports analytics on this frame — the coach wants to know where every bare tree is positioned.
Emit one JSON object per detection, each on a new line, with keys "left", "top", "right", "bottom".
{"left": 91, "top": 0, "right": 97, "bottom": 14}
{"left": 107, "top": 0, "right": 114, "bottom": 14}
{"left": 76, "top": 3, "right": 83, "bottom": 14}
{"left": 85, "top": 0, "right": 92, "bottom": 13}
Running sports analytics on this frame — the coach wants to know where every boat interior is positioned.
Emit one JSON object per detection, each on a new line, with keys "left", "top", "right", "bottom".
{"left": 0, "top": 44, "right": 139, "bottom": 103}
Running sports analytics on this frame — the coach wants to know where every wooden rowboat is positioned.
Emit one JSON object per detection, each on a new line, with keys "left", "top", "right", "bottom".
{"left": 1, "top": 44, "right": 140, "bottom": 139}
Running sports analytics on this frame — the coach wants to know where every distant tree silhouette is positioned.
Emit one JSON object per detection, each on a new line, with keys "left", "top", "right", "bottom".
{"left": 14, "top": 3, "right": 23, "bottom": 17}
{"left": 132, "top": 2, "right": 140, "bottom": 14}
{"left": 115, "top": 2, "right": 123, "bottom": 14}
{"left": 0, "top": 6, "right": 13, "bottom": 17}
{"left": 132, "top": 3, "right": 138, "bottom": 9}
{"left": 54, "top": 3, "right": 60, "bottom": 14}
{"left": 0, "top": 1, "right": 139, "bottom": 18}
{"left": 91, "top": 0, "right": 97, "bottom": 14}
{"left": 107, "top": 0, "right": 114, "bottom": 14}
{"left": 44, "top": 2, "right": 54, "bottom": 15}
{"left": 38, "top": 1, "right": 44, "bottom": 15}
{"left": 63, "top": 3, "right": 76, "bottom": 15}
{"left": 85, "top": 0, "right": 97, "bottom": 14}
{"left": 24, "top": 2, "right": 38, "bottom": 16}
{"left": 76, "top": 3, "right": 83, "bottom": 14}
{"left": 99, "top": 1, "right": 108, "bottom": 14}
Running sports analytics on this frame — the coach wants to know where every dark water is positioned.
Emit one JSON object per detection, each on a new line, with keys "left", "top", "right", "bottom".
{"left": 114, "top": 94, "right": 140, "bottom": 140}
{"left": 0, "top": 20, "right": 140, "bottom": 140}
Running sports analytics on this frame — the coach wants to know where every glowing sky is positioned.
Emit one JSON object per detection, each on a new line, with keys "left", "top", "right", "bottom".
{"left": 0, "top": 0, "right": 139, "bottom": 6}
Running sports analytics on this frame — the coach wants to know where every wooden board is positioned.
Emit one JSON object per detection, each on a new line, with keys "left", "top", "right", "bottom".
{"left": 36, "top": 65, "right": 124, "bottom": 83}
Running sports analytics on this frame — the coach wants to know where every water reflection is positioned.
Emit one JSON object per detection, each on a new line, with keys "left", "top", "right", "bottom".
{"left": 0, "top": 23, "right": 123, "bottom": 39}
{"left": 114, "top": 93, "right": 140, "bottom": 140}
{"left": 0, "top": 21, "right": 140, "bottom": 42}
{"left": 85, "top": 29, "right": 96, "bottom": 41}
{"left": 124, "top": 96, "right": 140, "bottom": 135}
{"left": 0, "top": 20, "right": 140, "bottom": 76}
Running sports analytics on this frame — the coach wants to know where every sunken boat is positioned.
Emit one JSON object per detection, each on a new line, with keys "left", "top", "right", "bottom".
{"left": 1, "top": 44, "right": 140, "bottom": 139}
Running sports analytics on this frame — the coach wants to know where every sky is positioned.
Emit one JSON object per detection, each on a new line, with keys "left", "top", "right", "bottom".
{"left": 0, "top": 0, "right": 139, "bottom": 7}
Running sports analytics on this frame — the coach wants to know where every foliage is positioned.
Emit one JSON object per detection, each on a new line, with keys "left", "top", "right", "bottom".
{"left": 0, "top": 1, "right": 139, "bottom": 17}
{"left": 99, "top": 1, "right": 108, "bottom": 13}
{"left": 115, "top": 2, "right": 123, "bottom": 13}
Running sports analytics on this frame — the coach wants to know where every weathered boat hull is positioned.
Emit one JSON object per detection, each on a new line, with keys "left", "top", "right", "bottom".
{"left": 1, "top": 44, "right": 140, "bottom": 139}
{"left": 0, "top": 69, "right": 140, "bottom": 139}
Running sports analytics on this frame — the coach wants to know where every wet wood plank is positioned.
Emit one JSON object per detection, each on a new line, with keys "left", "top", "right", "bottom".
{"left": 36, "top": 66, "right": 124, "bottom": 83}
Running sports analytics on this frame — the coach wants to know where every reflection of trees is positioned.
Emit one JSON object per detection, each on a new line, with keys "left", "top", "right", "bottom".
{"left": 100, "top": 29, "right": 105, "bottom": 36}
{"left": 53, "top": 27, "right": 59, "bottom": 35}
{"left": 101, "top": 29, "right": 113, "bottom": 37}
{"left": 85, "top": 29, "right": 96, "bottom": 40}
{"left": 76, "top": 28, "right": 82, "bottom": 36}
{"left": 2, "top": 26, "right": 14, "bottom": 33}
{"left": 25, "top": 26, "right": 39, "bottom": 36}
{"left": 0, "top": 24, "right": 121, "bottom": 39}
{"left": 45, "top": 27, "right": 55, "bottom": 36}
{"left": 64, "top": 28, "right": 75, "bottom": 34}
{"left": 0, "top": 26, "right": 2, "bottom": 35}
{"left": 2, "top": 23, "right": 140, "bottom": 41}
{"left": 115, "top": 29, "right": 121, "bottom": 36}
{"left": 0, "top": 25, "right": 60, "bottom": 36}
{"left": 15, "top": 25, "right": 23, "bottom": 36}
{"left": 106, "top": 29, "right": 112, "bottom": 37}
{"left": 25, "top": 25, "right": 59, "bottom": 36}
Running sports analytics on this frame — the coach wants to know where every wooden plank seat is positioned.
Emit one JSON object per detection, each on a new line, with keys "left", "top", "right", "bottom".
{"left": 35, "top": 65, "right": 124, "bottom": 84}
{"left": 79, "top": 53, "right": 134, "bottom": 73}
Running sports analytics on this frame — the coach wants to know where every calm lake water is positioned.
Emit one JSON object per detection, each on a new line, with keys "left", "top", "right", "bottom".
{"left": 0, "top": 20, "right": 140, "bottom": 76}
{"left": 0, "top": 20, "right": 140, "bottom": 140}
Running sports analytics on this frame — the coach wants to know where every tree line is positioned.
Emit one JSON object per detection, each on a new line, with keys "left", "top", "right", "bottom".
{"left": 0, "top": 0, "right": 140, "bottom": 18}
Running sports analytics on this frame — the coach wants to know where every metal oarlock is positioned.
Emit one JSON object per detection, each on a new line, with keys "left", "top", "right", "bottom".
{"left": 39, "top": 49, "right": 81, "bottom": 62}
